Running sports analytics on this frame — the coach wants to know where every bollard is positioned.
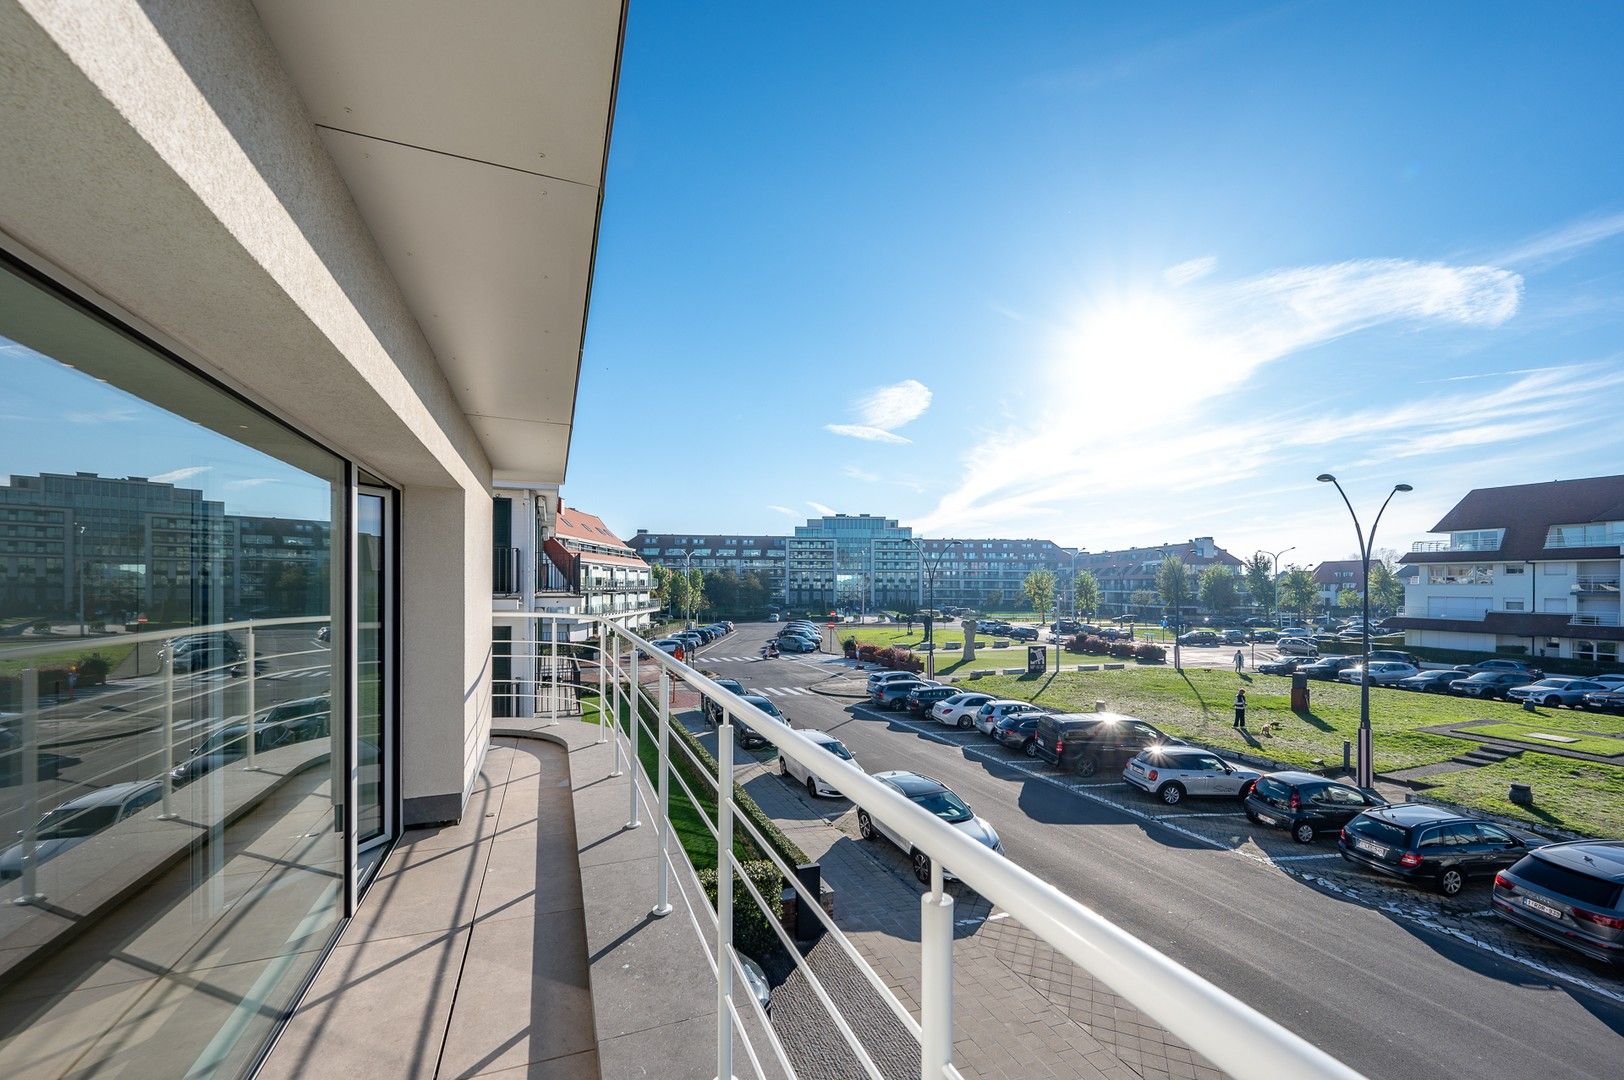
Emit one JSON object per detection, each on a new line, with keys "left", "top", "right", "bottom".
{"left": 1509, "top": 782, "right": 1533, "bottom": 807}
{"left": 1522, "top": 699, "right": 1536, "bottom": 713}
{"left": 1343, "top": 740, "right": 1351, "bottom": 772}
{"left": 1094, "top": 700, "right": 1105, "bottom": 713}
{"left": 794, "top": 862, "right": 824, "bottom": 941}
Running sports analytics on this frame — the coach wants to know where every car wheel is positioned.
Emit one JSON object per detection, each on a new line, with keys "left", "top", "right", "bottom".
{"left": 1292, "top": 822, "right": 1315, "bottom": 844}
{"left": 911, "top": 850, "right": 932, "bottom": 885}
{"left": 959, "top": 716, "right": 971, "bottom": 730}
{"left": 1437, "top": 868, "right": 1465, "bottom": 897}
{"left": 1237, "top": 780, "right": 1257, "bottom": 800}
{"left": 1075, "top": 756, "right": 1099, "bottom": 778}
{"left": 1544, "top": 695, "right": 1561, "bottom": 708}
{"left": 1157, "top": 782, "right": 1185, "bottom": 805}
{"left": 806, "top": 776, "right": 819, "bottom": 798}
{"left": 858, "top": 811, "right": 876, "bottom": 841}
{"left": 1023, "top": 739, "right": 1037, "bottom": 757}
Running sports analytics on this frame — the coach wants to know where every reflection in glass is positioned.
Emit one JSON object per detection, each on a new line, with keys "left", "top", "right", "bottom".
{"left": 356, "top": 491, "right": 385, "bottom": 845}
{"left": 0, "top": 262, "right": 344, "bottom": 1078}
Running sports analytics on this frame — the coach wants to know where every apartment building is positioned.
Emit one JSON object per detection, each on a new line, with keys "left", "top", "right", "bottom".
{"left": 1311, "top": 559, "right": 1363, "bottom": 612}
{"left": 1390, "top": 474, "right": 1624, "bottom": 665}
{"left": 1073, "top": 536, "right": 1244, "bottom": 617}
{"left": 629, "top": 529, "right": 786, "bottom": 588}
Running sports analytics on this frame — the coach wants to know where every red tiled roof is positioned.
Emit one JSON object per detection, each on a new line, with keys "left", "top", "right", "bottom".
{"left": 556, "top": 506, "right": 633, "bottom": 552}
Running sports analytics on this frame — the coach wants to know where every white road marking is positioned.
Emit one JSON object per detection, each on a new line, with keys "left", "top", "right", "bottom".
{"left": 1158, "top": 811, "right": 1247, "bottom": 819}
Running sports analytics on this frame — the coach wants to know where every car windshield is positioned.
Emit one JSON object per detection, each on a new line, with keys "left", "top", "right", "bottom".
{"left": 752, "top": 700, "right": 781, "bottom": 717}
{"left": 910, "top": 789, "right": 972, "bottom": 823}
{"left": 819, "top": 740, "right": 853, "bottom": 760}
{"left": 38, "top": 804, "right": 121, "bottom": 839}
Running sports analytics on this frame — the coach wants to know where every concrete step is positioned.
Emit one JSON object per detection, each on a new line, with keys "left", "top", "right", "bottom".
{"left": 1451, "top": 745, "right": 1524, "bottom": 767}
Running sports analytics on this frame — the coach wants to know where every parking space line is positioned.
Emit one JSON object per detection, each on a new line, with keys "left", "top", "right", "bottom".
{"left": 1157, "top": 812, "right": 1246, "bottom": 819}
{"left": 1268, "top": 853, "right": 1341, "bottom": 861}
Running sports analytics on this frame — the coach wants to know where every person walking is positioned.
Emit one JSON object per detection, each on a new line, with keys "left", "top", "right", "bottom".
{"left": 1234, "top": 649, "right": 1245, "bottom": 672}
{"left": 1233, "top": 688, "right": 1247, "bottom": 730}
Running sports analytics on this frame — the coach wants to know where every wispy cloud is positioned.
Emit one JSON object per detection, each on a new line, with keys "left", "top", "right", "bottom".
{"left": 1164, "top": 256, "right": 1217, "bottom": 287}
{"left": 842, "top": 465, "right": 881, "bottom": 483}
{"left": 825, "top": 379, "right": 933, "bottom": 444}
{"left": 915, "top": 254, "right": 1536, "bottom": 534}
{"left": 807, "top": 501, "right": 837, "bottom": 517}
{"left": 1495, "top": 210, "right": 1624, "bottom": 269}
{"left": 767, "top": 504, "right": 799, "bottom": 518}
{"left": 150, "top": 465, "right": 212, "bottom": 485}
{"left": 226, "top": 478, "right": 280, "bottom": 489}
{"left": 64, "top": 406, "right": 141, "bottom": 425}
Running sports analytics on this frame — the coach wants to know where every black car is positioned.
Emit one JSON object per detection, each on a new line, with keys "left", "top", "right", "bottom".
{"left": 702, "top": 678, "right": 746, "bottom": 723}
{"left": 1453, "top": 658, "right": 1544, "bottom": 680}
{"left": 1008, "top": 626, "right": 1040, "bottom": 641}
{"left": 1492, "top": 840, "right": 1624, "bottom": 965}
{"left": 1395, "top": 670, "right": 1469, "bottom": 694}
{"left": 1250, "top": 629, "right": 1280, "bottom": 642}
{"left": 906, "top": 685, "right": 958, "bottom": 716}
{"left": 991, "top": 712, "right": 1042, "bottom": 754}
{"left": 1030, "top": 713, "right": 1179, "bottom": 777}
{"left": 1450, "top": 671, "right": 1527, "bottom": 700}
{"left": 1176, "top": 631, "right": 1220, "bottom": 647}
{"left": 1222, "top": 630, "right": 1248, "bottom": 646}
{"left": 1298, "top": 656, "right": 1363, "bottom": 681}
{"left": 1338, "top": 804, "right": 1534, "bottom": 896}
{"left": 1244, "top": 771, "right": 1386, "bottom": 843}
{"left": 733, "top": 694, "right": 784, "bottom": 748}
{"left": 872, "top": 679, "right": 928, "bottom": 710}
{"left": 1257, "top": 656, "right": 1311, "bottom": 676}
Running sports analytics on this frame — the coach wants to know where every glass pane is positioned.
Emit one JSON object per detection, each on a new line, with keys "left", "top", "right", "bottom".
{"left": 0, "top": 262, "right": 344, "bottom": 1078}
{"left": 356, "top": 492, "right": 385, "bottom": 845}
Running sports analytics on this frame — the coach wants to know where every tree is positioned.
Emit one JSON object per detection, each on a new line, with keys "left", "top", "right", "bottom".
{"left": 651, "top": 564, "right": 672, "bottom": 612}
{"left": 1369, "top": 561, "right": 1404, "bottom": 616}
{"left": 984, "top": 590, "right": 1003, "bottom": 612}
{"left": 1022, "top": 569, "right": 1056, "bottom": 625}
{"left": 664, "top": 569, "right": 689, "bottom": 621}
{"left": 1278, "top": 568, "right": 1320, "bottom": 621}
{"left": 1242, "top": 553, "right": 1277, "bottom": 621}
{"left": 1072, "top": 570, "right": 1100, "bottom": 619}
{"left": 1199, "top": 565, "right": 1238, "bottom": 618}
{"left": 684, "top": 568, "right": 705, "bottom": 623}
{"left": 1337, "top": 587, "right": 1362, "bottom": 612}
{"left": 1129, "top": 589, "right": 1158, "bottom": 618}
{"left": 1157, "top": 557, "right": 1192, "bottom": 669}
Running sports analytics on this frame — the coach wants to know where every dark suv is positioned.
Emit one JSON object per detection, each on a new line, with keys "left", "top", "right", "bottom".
{"left": 1176, "top": 630, "right": 1219, "bottom": 646}
{"left": 1338, "top": 804, "right": 1534, "bottom": 896}
{"left": 1450, "top": 671, "right": 1527, "bottom": 700}
{"left": 1245, "top": 772, "right": 1386, "bottom": 843}
{"left": 906, "top": 685, "right": 957, "bottom": 716}
{"left": 1492, "top": 841, "right": 1624, "bottom": 965}
{"left": 1030, "top": 713, "right": 1178, "bottom": 777}
{"left": 1298, "top": 655, "right": 1363, "bottom": 681}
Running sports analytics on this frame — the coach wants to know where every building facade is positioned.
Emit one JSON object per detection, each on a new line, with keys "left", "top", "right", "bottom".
{"left": 1389, "top": 475, "right": 1624, "bottom": 666}
{"left": 1073, "top": 537, "right": 1244, "bottom": 618}
{"left": 1311, "top": 559, "right": 1363, "bottom": 612}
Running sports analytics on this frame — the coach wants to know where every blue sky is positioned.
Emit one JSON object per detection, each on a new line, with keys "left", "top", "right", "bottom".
{"left": 567, "top": 1, "right": 1624, "bottom": 567}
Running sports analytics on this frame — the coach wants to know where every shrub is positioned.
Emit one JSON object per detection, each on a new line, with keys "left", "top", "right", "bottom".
{"left": 842, "top": 636, "right": 858, "bottom": 658}
{"left": 1108, "top": 641, "right": 1134, "bottom": 658}
{"left": 75, "top": 652, "right": 113, "bottom": 686}
{"left": 857, "top": 644, "right": 879, "bottom": 663}
{"left": 1133, "top": 642, "right": 1167, "bottom": 663}
{"left": 697, "top": 859, "right": 785, "bottom": 962}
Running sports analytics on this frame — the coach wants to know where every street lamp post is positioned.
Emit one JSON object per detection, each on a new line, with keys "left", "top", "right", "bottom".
{"left": 74, "top": 522, "right": 86, "bottom": 637}
{"left": 1255, "top": 545, "right": 1295, "bottom": 626}
{"left": 911, "top": 539, "right": 960, "bottom": 680}
{"left": 1317, "top": 475, "right": 1411, "bottom": 789}
{"left": 681, "top": 549, "right": 696, "bottom": 626}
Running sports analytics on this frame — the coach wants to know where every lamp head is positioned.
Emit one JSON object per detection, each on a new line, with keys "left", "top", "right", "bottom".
{"left": 1316, "top": 474, "right": 1335, "bottom": 483}
{"left": 1394, "top": 483, "right": 1413, "bottom": 493}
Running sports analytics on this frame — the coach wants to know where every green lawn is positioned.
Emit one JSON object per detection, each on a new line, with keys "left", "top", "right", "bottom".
{"left": 1421, "top": 756, "right": 1624, "bottom": 839}
{"left": 0, "top": 641, "right": 137, "bottom": 679}
{"left": 846, "top": 626, "right": 1115, "bottom": 675}
{"left": 1466, "top": 722, "right": 1624, "bottom": 758}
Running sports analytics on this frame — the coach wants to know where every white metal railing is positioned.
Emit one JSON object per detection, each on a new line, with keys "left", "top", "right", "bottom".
{"left": 1545, "top": 527, "right": 1624, "bottom": 549}
{"left": 1572, "top": 577, "right": 1621, "bottom": 593}
{"left": 494, "top": 612, "right": 1364, "bottom": 1080}
{"left": 1571, "top": 612, "right": 1623, "bottom": 627}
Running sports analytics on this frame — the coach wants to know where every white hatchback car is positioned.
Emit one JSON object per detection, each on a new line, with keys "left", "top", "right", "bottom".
{"left": 1123, "top": 746, "right": 1261, "bottom": 806}
{"left": 931, "top": 692, "right": 995, "bottom": 729}
{"left": 779, "top": 729, "right": 861, "bottom": 798}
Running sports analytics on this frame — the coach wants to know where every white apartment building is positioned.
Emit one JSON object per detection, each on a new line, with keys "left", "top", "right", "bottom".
{"left": 1390, "top": 474, "right": 1624, "bottom": 666}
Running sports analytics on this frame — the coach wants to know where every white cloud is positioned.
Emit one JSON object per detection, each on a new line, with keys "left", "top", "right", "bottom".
{"left": 767, "top": 504, "right": 799, "bottom": 518}
{"left": 1163, "top": 256, "right": 1217, "bottom": 286}
{"left": 226, "top": 478, "right": 280, "bottom": 489}
{"left": 1495, "top": 210, "right": 1624, "bottom": 269}
{"left": 150, "top": 466, "right": 212, "bottom": 485}
{"left": 825, "top": 379, "right": 932, "bottom": 443}
{"left": 64, "top": 406, "right": 141, "bottom": 424}
{"left": 807, "top": 501, "right": 837, "bottom": 516}
{"left": 842, "top": 465, "right": 881, "bottom": 483}
{"left": 915, "top": 254, "right": 1532, "bottom": 535}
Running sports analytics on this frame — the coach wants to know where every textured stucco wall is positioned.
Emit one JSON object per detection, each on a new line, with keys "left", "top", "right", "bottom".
{"left": 1, "top": 0, "right": 501, "bottom": 821}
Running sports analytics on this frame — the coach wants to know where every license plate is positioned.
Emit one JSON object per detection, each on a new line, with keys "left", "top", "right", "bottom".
{"left": 1256, "top": 813, "right": 1280, "bottom": 826}
{"left": 1130, "top": 762, "right": 1146, "bottom": 775}
{"left": 1522, "top": 896, "right": 1564, "bottom": 920}
{"left": 1354, "top": 839, "right": 1388, "bottom": 857}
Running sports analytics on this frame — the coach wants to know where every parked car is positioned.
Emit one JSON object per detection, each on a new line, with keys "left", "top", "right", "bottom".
{"left": 1584, "top": 687, "right": 1624, "bottom": 714}
{"left": 1299, "top": 656, "right": 1363, "bottom": 681}
{"left": 1453, "top": 658, "right": 1544, "bottom": 680}
{"left": 1366, "top": 649, "right": 1420, "bottom": 666}
{"left": 702, "top": 678, "right": 746, "bottom": 723}
{"left": 1052, "top": 619, "right": 1082, "bottom": 635}
{"left": 1492, "top": 840, "right": 1624, "bottom": 965}
{"left": 0, "top": 780, "right": 165, "bottom": 880}
{"left": 1249, "top": 629, "right": 1280, "bottom": 643}
{"left": 973, "top": 699, "right": 1043, "bottom": 736}
{"left": 1123, "top": 746, "right": 1260, "bottom": 805}
{"left": 1506, "top": 677, "right": 1613, "bottom": 708}
{"left": 777, "top": 635, "right": 818, "bottom": 653}
{"left": 1244, "top": 772, "right": 1386, "bottom": 843}
{"left": 1276, "top": 636, "right": 1319, "bottom": 657}
{"left": 651, "top": 638, "right": 686, "bottom": 662}
{"left": 1588, "top": 674, "right": 1624, "bottom": 689}
{"left": 868, "top": 670, "right": 921, "bottom": 693}
{"left": 1257, "top": 656, "right": 1311, "bottom": 676}
{"left": 1030, "top": 713, "right": 1180, "bottom": 777}
{"left": 1337, "top": 661, "right": 1420, "bottom": 686}
{"left": 1396, "top": 669, "right": 1470, "bottom": 694}
{"left": 1007, "top": 626, "right": 1040, "bottom": 641}
{"left": 1451, "top": 671, "right": 1528, "bottom": 700}
{"left": 906, "top": 685, "right": 958, "bottom": 716}
{"left": 1277, "top": 626, "right": 1311, "bottom": 639}
{"left": 991, "top": 712, "right": 1043, "bottom": 754}
{"left": 171, "top": 715, "right": 320, "bottom": 786}
{"left": 1338, "top": 804, "right": 1535, "bottom": 896}
{"left": 872, "top": 679, "right": 929, "bottom": 710}
{"left": 931, "top": 692, "right": 995, "bottom": 728}
{"left": 1176, "top": 630, "right": 1220, "bottom": 647}
{"left": 260, "top": 694, "right": 332, "bottom": 741}
{"left": 767, "top": 613, "right": 781, "bottom": 622}
{"left": 779, "top": 728, "right": 861, "bottom": 797}
{"left": 160, "top": 633, "right": 249, "bottom": 676}
{"left": 857, "top": 771, "right": 1002, "bottom": 884}
{"left": 733, "top": 694, "right": 784, "bottom": 748}
{"left": 1222, "top": 630, "right": 1248, "bottom": 646}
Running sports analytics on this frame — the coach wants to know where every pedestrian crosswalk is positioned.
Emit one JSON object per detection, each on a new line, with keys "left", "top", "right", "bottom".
{"left": 749, "top": 685, "right": 818, "bottom": 697}
{"left": 700, "top": 655, "right": 779, "bottom": 663}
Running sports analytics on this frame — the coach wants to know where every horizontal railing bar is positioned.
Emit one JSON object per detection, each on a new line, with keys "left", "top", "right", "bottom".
{"left": 0, "top": 614, "right": 330, "bottom": 661}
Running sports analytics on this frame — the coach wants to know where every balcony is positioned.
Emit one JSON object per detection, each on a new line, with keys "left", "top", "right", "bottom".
{"left": 492, "top": 544, "right": 521, "bottom": 594}
{"left": 1571, "top": 577, "right": 1621, "bottom": 594}
{"left": 1571, "top": 612, "right": 1623, "bottom": 627}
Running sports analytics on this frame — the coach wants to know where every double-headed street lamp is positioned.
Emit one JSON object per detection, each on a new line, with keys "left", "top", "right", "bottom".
{"left": 1254, "top": 545, "right": 1295, "bottom": 625}
{"left": 1317, "top": 474, "right": 1411, "bottom": 788}
{"left": 911, "top": 538, "right": 961, "bottom": 679}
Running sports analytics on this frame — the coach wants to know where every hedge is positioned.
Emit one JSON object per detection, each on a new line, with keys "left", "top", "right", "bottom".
{"left": 697, "top": 859, "right": 786, "bottom": 962}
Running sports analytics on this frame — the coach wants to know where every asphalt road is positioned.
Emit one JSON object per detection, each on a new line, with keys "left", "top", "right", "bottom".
{"left": 695, "top": 622, "right": 1624, "bottom": 1080}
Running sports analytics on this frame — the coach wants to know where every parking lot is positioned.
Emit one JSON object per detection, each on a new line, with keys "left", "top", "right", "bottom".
{"left": 684, "top": 622, "right": 1624, "bottom": 1080}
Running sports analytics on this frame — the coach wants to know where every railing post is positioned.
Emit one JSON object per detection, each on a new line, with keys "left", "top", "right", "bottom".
{"left": 626, "top": 641, "right": 641, "bottom": 829}
{"left": 551, "top": 615, "right": 560, "bottom": 718}
{"left": 652, "top": 670, "right": 673, "bottom": 917}
{"left": 609, "top": 633, "right": 623, "bottom": 777}
{"left": 716, "top": 707, "right": 735, "bottom": 1080}
{"left": 243, "top": 625, "right": 258, "bottom": 770}
{"left": 920, "top": 861, "right": 955, "bottom": 1080}
{"left": 596, "top": 628, "right": 606, "bottom": 745}
{"left": 159, "top": 642, "right": 177, "bottom": 819}
{"left": 12, "top": 670, "right": 43, "bottom": 905}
